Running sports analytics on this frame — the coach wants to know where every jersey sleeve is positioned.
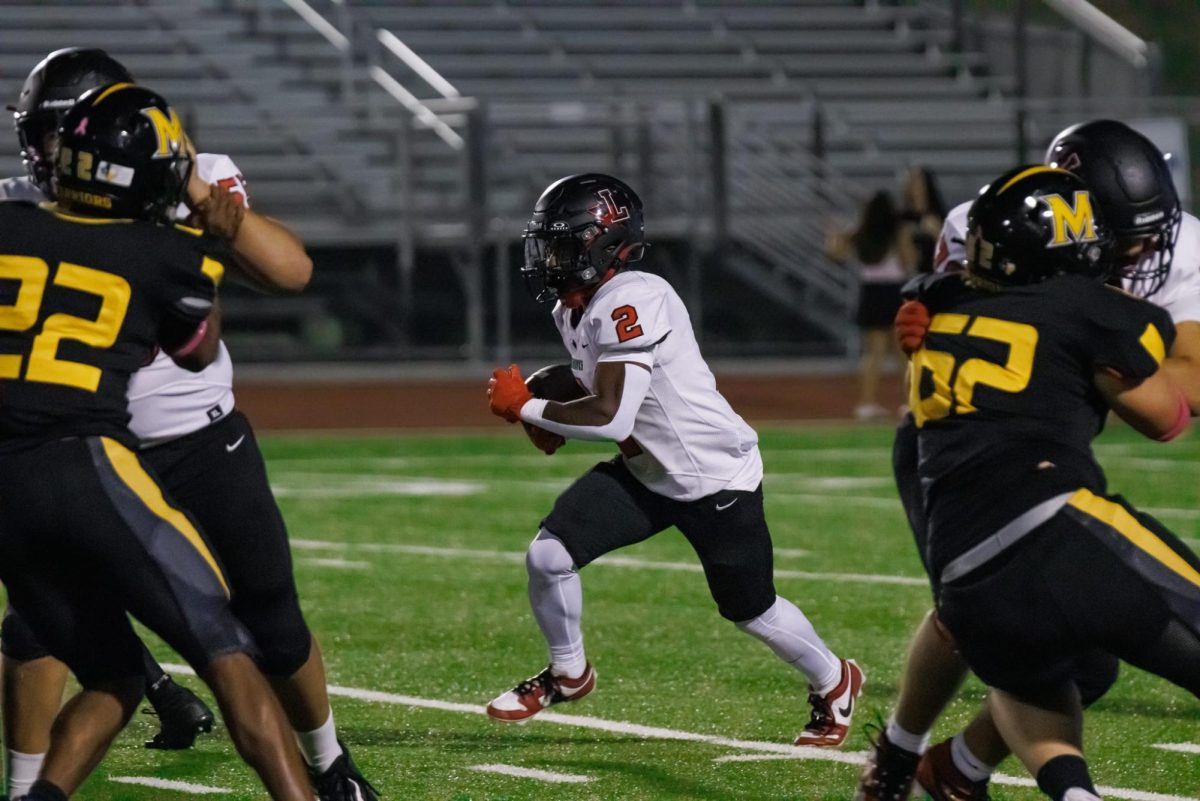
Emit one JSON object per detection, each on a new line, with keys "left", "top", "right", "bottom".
{"left": 934, "top": 202, "right": 971, "bottom": 273}
{"left": 1150, "top": 217, "right": 1200, "bottom": 324}
{"left": 1088, "top": 286, "right": 1177, "bottom": 381}
{"left": 172, "top": 153, "right": 251, "bottom": 221}
{"left": 155, "top": 228, "right": 228, "bottom": 351}
{"left": 587, "top": 279, "right": 672, "bottom": 368}
{"left": 195, "top": 153, "right": 251, "bottom": 209}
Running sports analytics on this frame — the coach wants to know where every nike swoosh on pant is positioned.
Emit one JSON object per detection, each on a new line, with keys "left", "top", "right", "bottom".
{"left": 225, "top": 435, "right": 246, "bottom": 453}
{"left": 716, "top": 499, "right": 738, "bottom": 511}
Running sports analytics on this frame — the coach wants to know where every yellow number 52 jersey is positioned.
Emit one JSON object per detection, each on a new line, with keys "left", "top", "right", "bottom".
{"left": 0, "top": 201, "right": 224, "bottom": 450}
{"left": 909, "top": 271, "right": 1175, "bottom": 577}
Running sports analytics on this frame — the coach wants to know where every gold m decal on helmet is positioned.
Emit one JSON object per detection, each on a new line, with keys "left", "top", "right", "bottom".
{"left": 140, "top": 106, "right": 184, "bottom": 159}
{"left": 1044, "top": 192, "right": 1099, "bottom": 247}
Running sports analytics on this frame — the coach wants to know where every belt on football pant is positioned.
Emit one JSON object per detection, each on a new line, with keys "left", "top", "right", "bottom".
{"left": 940, "top": 491, "right": 1075, "bottom": 585}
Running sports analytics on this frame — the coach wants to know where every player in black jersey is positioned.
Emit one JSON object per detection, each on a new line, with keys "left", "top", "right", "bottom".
{"left": 0, "top": 84, "right": 311, "bottom": 801}
{"left": 877, "top": 166, "right": 1196, "bottom": 801}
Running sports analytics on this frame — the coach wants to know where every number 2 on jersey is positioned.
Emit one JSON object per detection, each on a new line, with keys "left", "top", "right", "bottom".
{"left": 612, "top": 305, "right": 644, "bottom": 343}
{"left": 909, "top": 314, "right": 1038, "bottom": 427}
{"left": 0, "top": 255, "right": 131, "bottom": 392}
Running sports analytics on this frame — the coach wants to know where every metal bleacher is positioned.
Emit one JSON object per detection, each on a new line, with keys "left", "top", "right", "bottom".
{"left": 0, "top": 0, "right": 1024, "bottom": 357}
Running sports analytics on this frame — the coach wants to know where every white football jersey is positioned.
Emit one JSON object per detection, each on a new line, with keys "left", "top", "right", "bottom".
{"left": 936, "top": 201, "right": 1200, "bottom": 325}
{"left": 1, "top": 154, "right": 245, "bottom": 444}
{"left": 553, "top": 270, "right": 762, "bottom": 502}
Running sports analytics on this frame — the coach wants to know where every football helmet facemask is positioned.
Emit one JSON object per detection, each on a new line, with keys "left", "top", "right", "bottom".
{"left": 522, "top": 173, "right": 646, "bottom": 305}
{"left": 965, "top": 165, "right": 1114, "bottom": 289}
{"left": 55, "top": 83, "right": 191, "bottom": 223}
{"left": 1045, "top": 119, "right": 1180, "bottom": 298}
{"left": 11, "top": 48, "right": 133, "bottom": 196}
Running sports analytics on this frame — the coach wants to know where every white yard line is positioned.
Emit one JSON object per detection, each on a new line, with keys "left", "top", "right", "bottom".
{"left": 774, "top": 548, "right": 811, "bottom": 558}
{"left": 109, "top": 776, "right": 229, "bottom": 794}
{"left": 299, "top": 557, "right": 371, "bottom": 570}
{"left": 288, "top": 539, "right": 928, "bottom": 587}
{"left": 160, "top": 664, "right": 1197, "bottom": 801}
{"left": 272, "top": 476, "right": 486, "bottom": 498}
{"left": 1152, "top": 743, "right": 1200, "bottom": 754}
{"left": 469, "top": 764, "right": 594, "bottom": 784}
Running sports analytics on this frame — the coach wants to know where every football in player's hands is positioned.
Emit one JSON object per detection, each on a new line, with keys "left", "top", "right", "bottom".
{"left": 525, "top": 364, "right": 587, "bottom": 402}
{"left": 895, "top": 300, "right": 932, "bottom": 356}
{"left": 521, "top": 364, "right": 586, "bottom": 455}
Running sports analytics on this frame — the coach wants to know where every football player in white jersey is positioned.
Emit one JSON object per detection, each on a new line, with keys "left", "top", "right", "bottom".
{"left": 485, "top": 174, "right": 863, "bottom": 747}
{"left": 2, "top": 49, "right": 376, "bottom": 801}
{"left": 859, "top": 120, "right": 1199, "bottom": 801}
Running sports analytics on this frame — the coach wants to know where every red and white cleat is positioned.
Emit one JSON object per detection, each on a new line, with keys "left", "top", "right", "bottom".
{"left": 486, "top": 663, "right": 597, "bottom": 723}
{"left": 795, "top": 658, "right": 864, "bottom": 748}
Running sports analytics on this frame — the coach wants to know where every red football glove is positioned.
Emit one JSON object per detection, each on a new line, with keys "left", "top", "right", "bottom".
{"left": 522, "top": 422, "right": 565, "bottom": 455}
{"left": 487, "top": 364, "right": 532, "bottom": 423}
{"left": 895, "top": 299, "right": 932, "bottom": 356}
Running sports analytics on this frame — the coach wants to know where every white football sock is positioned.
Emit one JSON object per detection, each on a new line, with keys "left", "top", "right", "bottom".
{"left": 1063, "top": 790, "right": 1102, "bottom": 801}
{"left": 527, "top": 530, "right": 587, "bottom": 679}
{"left": 951, "top": 732, "right": 995, "bottom": 782}
{"left": 736, "top": 596, "right": 841, "bottom": 692}
{"left": 884, "top": 718, "right": 930, "bottom": 755}
{"left": 6, "top": 749, "right": 44, "bottom": 799}
{"left": 295, "top": 709, "right": 342, "bottom": 774}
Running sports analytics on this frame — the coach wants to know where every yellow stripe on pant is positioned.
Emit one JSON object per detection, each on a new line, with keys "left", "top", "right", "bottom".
{"left": 99, "top": 437, "right": 229, "bottom": 596}
{"left": 1067, "top": 488, "right": 1200, "bottom": 590}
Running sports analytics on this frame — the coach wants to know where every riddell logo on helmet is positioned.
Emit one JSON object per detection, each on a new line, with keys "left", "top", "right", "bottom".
{"left": 1134, "top": 210, "right": 1166, "bottom": 225}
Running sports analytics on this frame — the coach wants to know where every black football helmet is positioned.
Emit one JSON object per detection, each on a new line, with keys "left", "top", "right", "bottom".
{"left": 1045, "top": 119, "right": 1180, "bottom": 297}
{"left": 11, "top": 48, "right": 133, "bottom": 195}
{"left": 55, "top": 84, "right": 191, "bottom": 223}
{"left": 522, "top": 173, "right": 646, "bottom": 304}
{"left": 964, "top": 165, "right": 1114, "bottom": 289}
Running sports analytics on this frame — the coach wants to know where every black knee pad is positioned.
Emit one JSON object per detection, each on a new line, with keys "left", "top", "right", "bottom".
{"left": 1, "top": 607, "right": 51, "bottom": 662}
{"left": 1072, "top": 650, "right": 1119, "bottom": 707}
{"left": 233, "top": 592, "right": 312, "bottom": 678}
{"left": 713, "top": 580, "right": 776, "bottom": 623}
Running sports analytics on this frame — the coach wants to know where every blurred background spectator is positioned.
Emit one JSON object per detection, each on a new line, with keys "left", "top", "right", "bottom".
{"left": 900, "top": 166, "right": 947, "bottom": 274}
{"left": 825, "top": 190, "right": 916, "bottom": 420}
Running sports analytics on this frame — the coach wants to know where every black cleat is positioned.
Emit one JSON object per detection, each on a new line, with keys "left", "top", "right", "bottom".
{"left": 143, "top": 676, "right": 215, "bottom": 750}
{"left": 855, "top": 728, "right": 920, "bottom": 801}
{"left": 311, "top": 740, "right": 379, "bottom": 801}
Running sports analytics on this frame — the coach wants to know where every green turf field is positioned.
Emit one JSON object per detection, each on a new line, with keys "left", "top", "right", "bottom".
{"left": 39, "top": 424, "right": 1200, "bottom": 799}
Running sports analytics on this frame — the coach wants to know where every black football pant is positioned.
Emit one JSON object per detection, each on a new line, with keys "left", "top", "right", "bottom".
{"left": 0, "top": 436, "right": 254, "bottom": 687}
{"left": 892, "top": 415, "right": 1119, "bottom": 704}
{"left": 939, "top": 490, "right": 1200, "bottom": 700}
{"left": 542, "top": 457, "right": 776, "bottom": 623}
{"left": 2, "top": 411, "right": 311, "bottom": 679}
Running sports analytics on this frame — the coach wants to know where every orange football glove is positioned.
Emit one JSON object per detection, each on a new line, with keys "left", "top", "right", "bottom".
{"left": 522, "top": 422, "right": 565, "bottom": 455}
{"left": 895, "top": 299, "right": 932, "bottom": 356}
{"left": 487, "top": 364, "right": 532, "bottom": 423}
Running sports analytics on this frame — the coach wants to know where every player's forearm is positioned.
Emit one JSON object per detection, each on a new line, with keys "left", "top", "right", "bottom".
{"left": 1096, "top": 368, "right": 1190, "bottom": 441}
{"left": 169, "top": 300, "right": 222, "bottom": 372}
{"left": 228, "top": 212, "right": 313, "bottom": 294}
{"left": 521, "top": 362, "right": 650, "bottom": 442}
{"left": 1162, "top": 356, "right": 1200, "bottom": 416}
{"left": 1162, "top": 323, "right": 1200, "bottom": 415}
